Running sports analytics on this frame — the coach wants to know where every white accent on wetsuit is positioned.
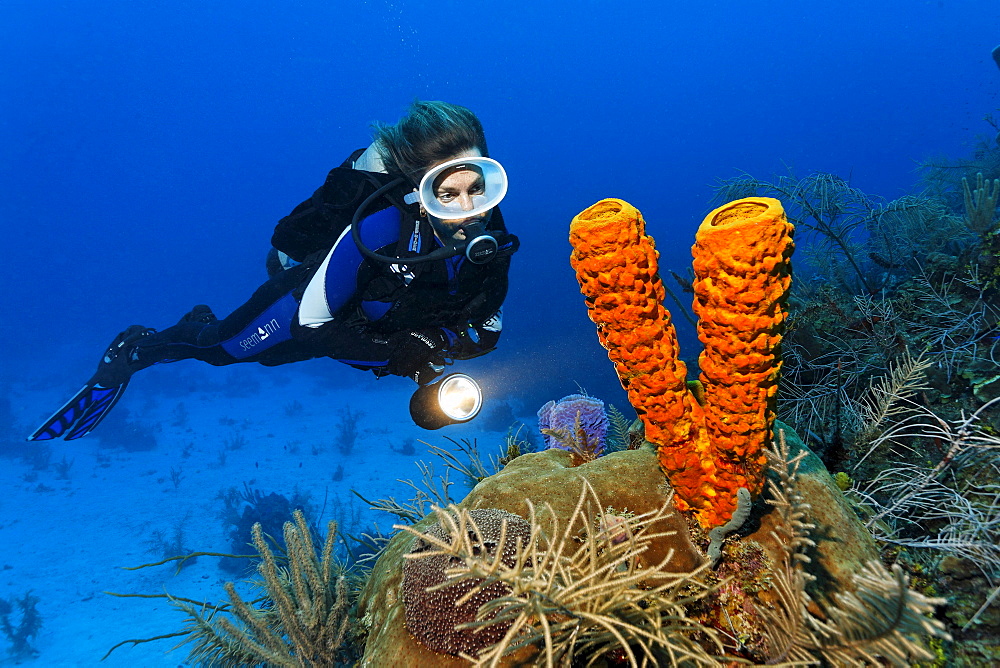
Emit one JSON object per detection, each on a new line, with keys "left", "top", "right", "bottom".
{"left": 353, "top": 141, "right": 387, "bottom": 173}
{"left": 298, "top": 141, "right": 389, "bottom": 328}
{"left": 298, "top": 226, "right": 353, "bottom": 328}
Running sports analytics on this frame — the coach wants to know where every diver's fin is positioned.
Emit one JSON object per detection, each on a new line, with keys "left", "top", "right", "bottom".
{"left": 28, "top": 380, "right": 129, "bottom": 441}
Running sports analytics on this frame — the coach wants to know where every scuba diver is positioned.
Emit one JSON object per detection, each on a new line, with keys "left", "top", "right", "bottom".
{"left": 29, "top": 101, "right": 518, "bottom": 441}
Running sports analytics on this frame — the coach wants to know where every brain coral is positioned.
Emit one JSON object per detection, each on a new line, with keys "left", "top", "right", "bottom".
{"left": 402, "top": 508, "right": 532, "bottom": 658}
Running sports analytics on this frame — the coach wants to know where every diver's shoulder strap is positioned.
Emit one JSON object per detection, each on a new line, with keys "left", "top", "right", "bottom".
{"left": 356, "top": 172, "right": 428, "bottom": 262}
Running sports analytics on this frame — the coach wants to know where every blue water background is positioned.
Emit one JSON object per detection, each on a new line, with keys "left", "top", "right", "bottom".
{"left": 0, "top": 0, "right": 998, "bottom": 662}
{"left": 3, "top": 0, "right": 997, "bottom": 402}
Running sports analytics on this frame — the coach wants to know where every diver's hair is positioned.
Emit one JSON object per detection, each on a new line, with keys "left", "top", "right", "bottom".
{"left": 372, "top": 100, "right": 488, "bottom": 182}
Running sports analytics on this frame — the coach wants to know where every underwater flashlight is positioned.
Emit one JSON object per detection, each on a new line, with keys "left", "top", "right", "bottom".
{"left": 409, "top": 373, "right": 483, "bottom": 430}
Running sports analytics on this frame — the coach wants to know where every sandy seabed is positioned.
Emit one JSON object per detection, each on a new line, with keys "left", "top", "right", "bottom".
{"left": 2, "top": 357, "right": 521, "bottom": 667}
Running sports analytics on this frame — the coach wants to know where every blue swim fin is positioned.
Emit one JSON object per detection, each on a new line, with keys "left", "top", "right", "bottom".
{"left": 28, "top": 325, "right": 155, "bottom": 441}
{"left": 28, "top": 380, "right": 131, "bottom": 441}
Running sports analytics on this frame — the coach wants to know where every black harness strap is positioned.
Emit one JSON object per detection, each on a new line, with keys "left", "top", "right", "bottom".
{"left": 357, "top": 171, "right": 430, "bottom": 274}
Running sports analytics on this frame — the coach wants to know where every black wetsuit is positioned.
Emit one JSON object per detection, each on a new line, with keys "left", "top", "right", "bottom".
{"left": 128, "top": 150, "right": 513, "bottom": 377}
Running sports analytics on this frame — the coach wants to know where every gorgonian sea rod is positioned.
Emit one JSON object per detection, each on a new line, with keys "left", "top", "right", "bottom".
{"left": 569, "top": 198, "right": 793, "bottom": 528}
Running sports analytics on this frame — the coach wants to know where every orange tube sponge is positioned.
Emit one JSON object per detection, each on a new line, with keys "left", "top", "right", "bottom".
{"left": 692, "top": 198, "right": 793, "bottom": 514}
{"left": 569, "top": 197, "right": 792, "bottom": 529}
{"left": 569, "top": 199, "right": 715, "bottom": 520}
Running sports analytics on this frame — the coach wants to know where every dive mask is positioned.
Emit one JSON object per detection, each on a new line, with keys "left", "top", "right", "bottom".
{"left": 403, "top": 156, "right": 508, "bottom": 220}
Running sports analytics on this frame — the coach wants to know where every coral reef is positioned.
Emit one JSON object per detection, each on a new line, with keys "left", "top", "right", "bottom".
{"left": 105, "top": 511, "right": 359, "bottom": 666}
{"left": 399, "top": 483, "right": 722, "bottom": 666}
{"left": 102, "top": 423, "right": 950, "bottom": 665}
{"left": 217, "top": 483, "right": 314, "bottom": 573}
{"left": 568, "top": 197, "right": 792, "bottom": 528}
{"left": 536, "top": 393, "right": 609, "bottom": 462}
{"left": 357, "top": 442, "right": 701, "bottom": 666}
{"left": 401, "top": 508, "right": 532, "bottom": 657}
{"left": 356, "top": 426, "right": 946, "bottom": 666}
{"left": 714, "top": 151, "right": 1000, "bottom": 660}
{"left": 717, "top": 158, "right": 1000, "bottom": 652}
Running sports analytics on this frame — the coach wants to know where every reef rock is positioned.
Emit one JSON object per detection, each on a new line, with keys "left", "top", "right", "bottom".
{"left": 750, "top": 424, "right": 880, "bottom": 601}
{"left": 356, "top": 422, "right": 879, "bottom": 666}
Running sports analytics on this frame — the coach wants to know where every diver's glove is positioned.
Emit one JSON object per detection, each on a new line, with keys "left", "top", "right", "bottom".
{"left": 93, "top": 325, "right": 157, "bottom": 387}
{"left": 386, "top": 329, "right": 449, "bottom": 381}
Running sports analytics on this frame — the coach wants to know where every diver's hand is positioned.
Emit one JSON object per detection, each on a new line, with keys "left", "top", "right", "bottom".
{"left": 386, "top": 329, "right": 448, "bottom": 380}
{"left": 411, "top": 362, "right": 445, "bottom": 386}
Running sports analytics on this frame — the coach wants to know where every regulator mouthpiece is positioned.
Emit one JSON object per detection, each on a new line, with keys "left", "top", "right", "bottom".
{"left": 461, "top": 221, "right": 498, "bottom": 264}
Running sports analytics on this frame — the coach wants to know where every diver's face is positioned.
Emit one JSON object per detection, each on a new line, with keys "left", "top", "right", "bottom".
{"left": 429, "top": 167, "right": 488, "bottom": 242}
{"left": 421, "top": 148, "right": 492, "bottom": 243}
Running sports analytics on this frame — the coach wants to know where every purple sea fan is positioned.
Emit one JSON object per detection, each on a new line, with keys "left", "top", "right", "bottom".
{"left": 536, "top": 394, "right": 609, "bottom": 457}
